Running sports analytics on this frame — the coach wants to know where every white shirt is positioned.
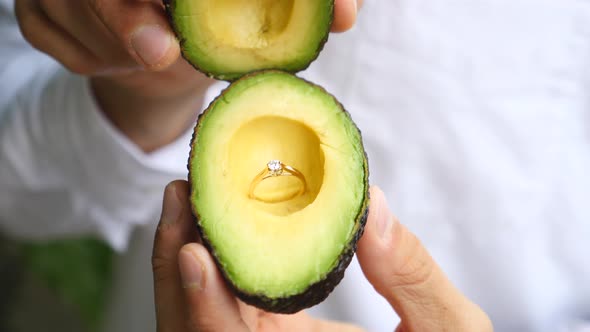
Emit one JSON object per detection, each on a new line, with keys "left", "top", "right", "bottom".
{"left": 1, "top": 1, "right": 589, "bottom": 331}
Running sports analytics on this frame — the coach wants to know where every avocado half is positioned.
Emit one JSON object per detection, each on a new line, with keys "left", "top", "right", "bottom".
{"left": 164, "top": 0, "right": 334, "bottom": 81}
{"left": 188, "top": 71, "right": 369, "bottom": 313}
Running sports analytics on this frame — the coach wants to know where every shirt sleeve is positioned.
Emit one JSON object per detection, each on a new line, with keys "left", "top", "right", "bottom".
{"left": 0, "top": 1, "right": 198, "bottom": 251}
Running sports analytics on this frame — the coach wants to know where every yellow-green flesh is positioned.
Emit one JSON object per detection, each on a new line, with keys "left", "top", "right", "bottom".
{"left": 170, "top": 0, "right": 333, "bottom": 80}
{"left": 190, "top": 72, "right": 366, "bottom": 298}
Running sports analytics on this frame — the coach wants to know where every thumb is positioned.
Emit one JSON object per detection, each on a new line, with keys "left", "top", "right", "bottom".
{"left": 178, "top": 243, "right": 250, "bottom": 332}
{"left": 332, "top": 0, "right": 362, "bottom": 32}
{"left": 89, "top": 0, "right": 179, "bottom": 70}
{"left": 356, "top": 186, "right": 493, "bottom": 332}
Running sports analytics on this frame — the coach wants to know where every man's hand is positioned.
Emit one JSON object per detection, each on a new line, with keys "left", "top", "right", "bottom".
{"left": 152, "top": 181, "right": 493, "bottom": 332}
{"left": 15, "top": 0, "right": 361, "bottom": 75}
{"left": 15, "top": 0, "right": 214, "bottom": 151}
{"left": 152, "top": 181, "right": 364, "bottom": 332}
{"left": 14, "top": 0, "right": 362, "bottom": 151}
{"left": 356, "top": 188, "right": 493, "bottom": 332}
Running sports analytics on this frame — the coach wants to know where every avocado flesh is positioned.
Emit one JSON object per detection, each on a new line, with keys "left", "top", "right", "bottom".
{"left": 189, "top": 71, "right": 369, "bottom": 312}
{"left": 166, "top": 0, "right": 333, "bottom": 80}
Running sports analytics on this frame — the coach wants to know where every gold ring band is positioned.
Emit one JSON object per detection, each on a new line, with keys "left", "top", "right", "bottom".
{"left": 248, "top": 160, "right": 307, "bottom": 203}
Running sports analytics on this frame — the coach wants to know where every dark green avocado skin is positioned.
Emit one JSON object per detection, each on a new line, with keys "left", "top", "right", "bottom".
{"left": 163, "top": 0, "right": 334, "bottom": 81}
{"left": 186, "top": 71, "right": 370, "bottom": 314}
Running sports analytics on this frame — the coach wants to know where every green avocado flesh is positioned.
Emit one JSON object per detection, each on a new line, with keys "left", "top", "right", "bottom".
{"left": 188, "top": 71, "right": 369, "bottom": 312}
{"left": 165, "top": 0, "right": 333, "bottom": 80}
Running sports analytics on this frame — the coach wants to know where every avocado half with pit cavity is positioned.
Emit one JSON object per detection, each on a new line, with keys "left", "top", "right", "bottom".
{"left": 188, "top": 71, "right": 369, "bottom": 313}
{"left": 164, "top": 0, "right": 334, "bottom": 81}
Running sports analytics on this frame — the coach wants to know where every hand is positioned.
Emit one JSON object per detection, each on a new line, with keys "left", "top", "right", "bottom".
{"left": 15, "top": 0, "right": 362, "bottom": 151}
{"left": 152, "top": 181, "right": 493, "bottom": 332}
{"left": 16, "top": 0, "right": 361, "bottom": 75}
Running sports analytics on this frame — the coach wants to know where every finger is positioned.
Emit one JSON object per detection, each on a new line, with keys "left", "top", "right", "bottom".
{"left": 37, "top": 0, "right": 134, "bottom": 70}
{"left": 179, "top": 243, "right": 249, "bottom": 332}
{"left": 15, "top": 0, "right": 102, "bottom": 75}
{"left": 356, "top": 187, "right": 493, "bottom": 332}
{"left": 89, "top": 0, "right": 180, "bottom": 70}
{"left": 331, "top": 0, "right": 360, "bottom": 32}
{"left": 152, "top": 180, "right": 198, "bottom": 332}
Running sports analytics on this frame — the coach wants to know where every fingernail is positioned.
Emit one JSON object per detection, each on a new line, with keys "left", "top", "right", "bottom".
{"left": 179, "top": 249, "right": 204, "bottom": 290}
{"left": 131, "top": 25, "right": 172, "bottom": 67}
{"left": 373, "top": 187, "right": 394, "bottom": 239}
{"left": 160, "top": 183, "right": 182, "bottom": 225}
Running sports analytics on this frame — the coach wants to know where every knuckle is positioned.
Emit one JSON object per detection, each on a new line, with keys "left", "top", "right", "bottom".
{"left": 15, "top": 0, "right": 51, "bottom": 51}
{"left": 14, "top": 0, "right": 30, "bottom": 24}
{"left": 389, "top": 229, "right": 435, "bottom": 289}
{"left": 151, "top": 254, "right": 176, "bottom": 284}
{"left": 18, "top": 21, "right": 35, "bottom": 46}
{"left": 16, "top": 9, "right": 39, "bottom": 46}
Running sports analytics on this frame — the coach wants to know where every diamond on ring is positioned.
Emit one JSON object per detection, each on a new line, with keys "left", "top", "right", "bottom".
{"left": 267, "top": 160, "right": 283, "bottom": 176}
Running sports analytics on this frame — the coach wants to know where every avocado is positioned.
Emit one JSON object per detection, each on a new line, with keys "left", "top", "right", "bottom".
{"left": 164, "top": 0, "right": 334, "bottom": 81}
{"left": 188, "top": 71, "right": 369, "bottom": 313}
